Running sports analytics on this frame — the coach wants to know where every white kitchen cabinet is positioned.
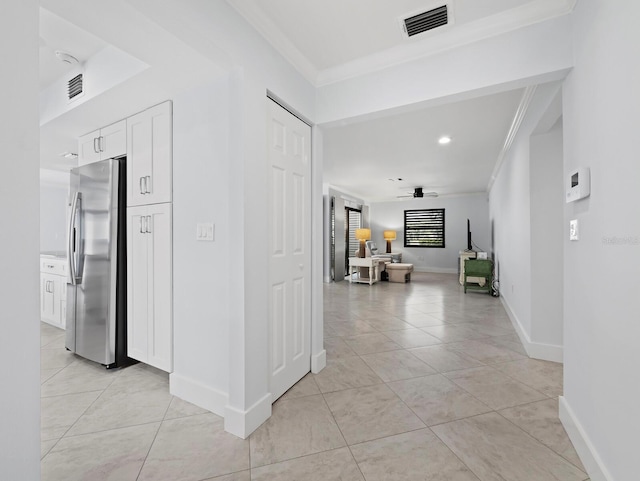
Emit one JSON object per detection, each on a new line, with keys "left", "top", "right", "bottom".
{"left": 127, "top": 101, "right": 172, "bottom": 207}
{"left": 40, "top": 257, "right": 67, "bottom": 329}
{"left": 127, "top": 203, "right": 173, "bottom": 372}
{"left": 77, "top": 119, "right": 126, "bottom": 166}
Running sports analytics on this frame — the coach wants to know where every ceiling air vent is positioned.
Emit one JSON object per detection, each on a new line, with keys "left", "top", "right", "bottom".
{"left": 403, "top": 5, "right": 448, "bottom": 37}
{"left": 67, "top": 73, "right": 83, "bottom": 101}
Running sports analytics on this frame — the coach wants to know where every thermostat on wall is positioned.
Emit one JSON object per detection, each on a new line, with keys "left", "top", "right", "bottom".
{"left": 566, "top": 167, "right": 590, "bottom": 203}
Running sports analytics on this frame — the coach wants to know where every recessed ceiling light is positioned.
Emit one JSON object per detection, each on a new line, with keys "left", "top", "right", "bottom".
{"left": 438, "top": 136, "right": 452, "bottom": 145}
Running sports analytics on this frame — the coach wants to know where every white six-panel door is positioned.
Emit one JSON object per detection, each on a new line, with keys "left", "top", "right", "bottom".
{"left": 267, "top": 99, "right": 312, "bottom": 401}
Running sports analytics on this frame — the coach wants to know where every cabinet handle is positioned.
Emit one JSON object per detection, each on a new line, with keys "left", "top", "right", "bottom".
{"left": 140, "top": 217, "right": 145, "bottom": 234}
{"left": 145, "top": 175, "right": 151, "bottom": 194}
{"left": 139, "top": 177, "right": 147, "bottom": 195}
{"left": 146, "top": 215, "right": 152, "bottom": 234}
{"left": 93, "top": 137, "right": 99, "bottom": 154}
{"left": 99, "top": 136, "right": 104, "bottom": 152}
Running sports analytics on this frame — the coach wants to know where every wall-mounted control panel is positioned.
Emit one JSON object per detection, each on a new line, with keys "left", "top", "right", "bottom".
{"left": 566, "top": 167, "right": 590, "bottom": 203}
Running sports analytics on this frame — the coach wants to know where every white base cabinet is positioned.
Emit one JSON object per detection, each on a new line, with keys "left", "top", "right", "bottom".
{"left": 127, "top": 203, "right": 173, "bottom": 372}
{"left": 40, "top": 257, "right": 67, "bottom": 329}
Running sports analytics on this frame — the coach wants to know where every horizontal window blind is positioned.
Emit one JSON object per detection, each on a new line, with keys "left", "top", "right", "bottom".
{"left": 404, "top": 208, "right": 445, "bottom": 248}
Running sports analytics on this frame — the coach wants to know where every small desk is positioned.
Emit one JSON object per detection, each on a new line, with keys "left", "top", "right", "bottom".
{"left": 348, "top": 257, "right": 380, "bottom": 285}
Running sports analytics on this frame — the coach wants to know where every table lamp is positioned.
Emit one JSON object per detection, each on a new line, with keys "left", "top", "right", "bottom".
{"left": 383, "top": 230, "right": 396, "bottom": 253}
{"left": 355, "top": 228, "right": 371, "bottom": 257}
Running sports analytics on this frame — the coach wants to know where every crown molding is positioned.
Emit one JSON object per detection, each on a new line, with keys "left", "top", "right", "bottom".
{"left": 317, "top": 0, "right": 576, "bottom": 86}
{"left": 227, "top": 0, "right": 576, "bottom": 88}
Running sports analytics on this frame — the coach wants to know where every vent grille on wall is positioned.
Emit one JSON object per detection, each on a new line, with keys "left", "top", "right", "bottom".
{"left": 67, "top": 73, "right": 83, "bottom": 100}
{"left": 403, "top": 5, "right": 448, "bottom": 37}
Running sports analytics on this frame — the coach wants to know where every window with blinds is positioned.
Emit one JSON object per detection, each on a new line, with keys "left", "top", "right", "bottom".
{"left": 345, "top": 208, "right": 362, "bottom": 272}
{"left": 404, "top": 208, "right": 445, "bottom": 248}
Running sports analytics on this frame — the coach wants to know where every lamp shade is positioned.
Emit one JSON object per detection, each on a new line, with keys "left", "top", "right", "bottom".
{"left": 355, "top": 228, "right": 371, "bottom": 241}
{"left": 383, "top": 230, "right": 397, "bottom": 241}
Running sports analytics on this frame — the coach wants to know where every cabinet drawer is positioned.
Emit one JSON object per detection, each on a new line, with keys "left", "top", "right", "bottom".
{"left": 41, "top": 258, "right": 67, "bottom": 276}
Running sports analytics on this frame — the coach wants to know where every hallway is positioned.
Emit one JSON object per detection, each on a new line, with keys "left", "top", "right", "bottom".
{"left": 40, "top": 272, "right": 588, "bottom": 480}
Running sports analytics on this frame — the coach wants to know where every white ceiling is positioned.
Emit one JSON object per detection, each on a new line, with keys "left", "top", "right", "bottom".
{"left": 39, "top": 8, "right": 108, "bottom": 90}
{"left": 225, "top": 0, "right": 574, "bottom": 85}
{"left": 38, "top": 1, "right": 572, "bottom": 200}
{"left": 323, "top": 88, "right": 525, "bottom": 201}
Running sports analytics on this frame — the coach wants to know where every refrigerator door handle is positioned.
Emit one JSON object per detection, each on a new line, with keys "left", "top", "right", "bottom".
{"left": 68, "top": 192, "right": 81, "bottom": 284}
{"left": 140, "top": 216, "right": 145, "bottom": 234}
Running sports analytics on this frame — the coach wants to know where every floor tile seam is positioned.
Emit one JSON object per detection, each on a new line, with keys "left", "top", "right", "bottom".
{"left": 318, "top": 390, "right": 354, "bottom": 450}
{"left": 40, "top": 437, "right": 62, "bottom": 460}
{"left": 159, "top": 393, "right": 177, "bottom": 422}
{"left": 420, "top": 424, "right": 484, "bottom": 481}
{"left": 344, "top": 444, "right": 368, "bottom": 481}
{"left": 343, "top": 425, "right": 428, "bottom": 449}
{"left": 437, "top": 369, "right": 532, "bottom": 410}
{"left": 444, "top": 371, "right": 552, "bottom": 411}
{"left": 41, "top": 385, "right": 111, "bottom": 446}
{"left": 480, "top": 360, "right": 559, "bottom": 398}
{"left": 39, "top": 360, "right": 81, "bottom": 390}
{"left": 492, "top": 409, "right": 588, "bottom": 475}
{"left": 59, "top": 418, "right": 163, "bottom": 441}
{"left": 40, "top": 337, "right": 66, "bottom": 349}
{"left": 384, "top": 374, "right": 494, "bottom": 425}
{"left": 40, "top": 388, "right": 105, "bottom": 402}
{"left": 248, "top": 429, "right": 347, "bottom": 469}
{"left": 134, "top": 417, "right": 164, "bottom": 481}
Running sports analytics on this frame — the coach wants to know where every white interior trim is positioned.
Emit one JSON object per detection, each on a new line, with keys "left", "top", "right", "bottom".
{"left": 169, "top": 372, "right": 228, "bottom": 417}
{"left": 224, "top": 393, "right": 272, "bottom": 439}
{"left": 414, "top": 267, "right": 458, "bottom": 275}
{"left": 311, "top": 349, "right": 326, "bottom": 374}
{"left": 500, "top": 295, "right": 563, "bottom": 363}
{"left": 559, "top": 396, "right": 614, "bottom": 481}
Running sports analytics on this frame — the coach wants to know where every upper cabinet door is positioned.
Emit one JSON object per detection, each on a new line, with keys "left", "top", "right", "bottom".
{"left": 100, "top": 120, "right": 126, "bottom": 160}
{"left": 77, "top": 121, "right": 126, "bottom": 166}
{"left": 127, "top": 101, "right": 173, "bottom": 207}
{"left": 78, "top": 129, "right": 101, "bottom": 166}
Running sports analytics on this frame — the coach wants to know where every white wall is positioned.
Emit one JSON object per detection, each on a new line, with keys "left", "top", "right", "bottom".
{"left": 530, "top": 120, "right": 564, "bottom": 352}
{"left": 170, "top": 76, "right": 232, "bottom": 414}
{"left": 0, "top": 0, "right": 40, "bottom": 478}
{"left": 489, "top": 82, "right": 564, "bottom": 361}
{"left": 559, "top": 1, "right": 640, "bottom": 480}
{"left": 316, "top": 14, "right": 573, "bottom": 126}
{"left": 40, "top": 170, "right": 70, "bottom": 252}
{"left": 123, "top": 0, "right": 320, "bottom": 437}
{"left": 370, "top": 194, "right": 489, "bottom": 273}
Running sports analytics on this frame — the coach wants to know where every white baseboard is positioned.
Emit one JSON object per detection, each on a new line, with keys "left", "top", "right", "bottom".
{"left": 559, "top": 396, "right": 613, "bottom": 481}
{"left": 413, "top": 266, "right": 458, "bottom": 274}
{"left": 224, "top": 393, "right": 272, "bottom": 439}
{"left": 500, "top": 296, "right": 563, "bottom": 363}
{"left": 311, "top": 349, "right": 326, "bottom": 373}
{"left": 169, "top": 372, "right": 228, "bottom": 417}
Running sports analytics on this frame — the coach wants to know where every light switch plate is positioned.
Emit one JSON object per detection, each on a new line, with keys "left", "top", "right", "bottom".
{"left": 196, "top": 223, "right": 214, "bottom": 241}
{"left": 569, "top": 219, "right": 579, "bottom": 241}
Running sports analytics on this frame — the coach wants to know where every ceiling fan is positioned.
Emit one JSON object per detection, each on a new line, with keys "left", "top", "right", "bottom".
{"left": 397, "top": 187, "right": 438, "bottom": 199}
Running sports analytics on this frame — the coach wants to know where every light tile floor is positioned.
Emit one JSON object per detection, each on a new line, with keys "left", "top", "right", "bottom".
{"left": 40, "top": 272, "right": 589, "bottom": 480}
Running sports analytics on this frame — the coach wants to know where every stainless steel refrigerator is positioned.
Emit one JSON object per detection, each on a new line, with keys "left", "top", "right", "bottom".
{"left": 66, "top": 158, "right": 129, "bottom": 368}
